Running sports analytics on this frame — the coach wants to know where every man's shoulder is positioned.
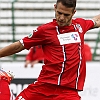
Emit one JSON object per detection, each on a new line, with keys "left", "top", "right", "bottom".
{"left": 40, "top": 19, "right": 56, "bottom": 29}
{"left": 73, "top": 17, "right": 93, "bottom": 23}
{"left": 73, "top": 18, "right": 86, "bottom": 22}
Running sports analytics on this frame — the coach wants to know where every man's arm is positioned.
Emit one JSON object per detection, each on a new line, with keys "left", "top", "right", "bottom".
{"left": 0, "top": 41, "right": 25, "bottom": 58}
{"left": 92, "top": 14, "right": 100, "bottom": 28}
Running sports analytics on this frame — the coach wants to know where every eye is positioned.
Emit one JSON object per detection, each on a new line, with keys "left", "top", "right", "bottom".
{"left": 57, "top": 11, "right": 62, "bottom": 15}
{"left": 64, "top": 14, "right": 70, "bottom": 17}
{"left": 57, "top": 11, "right": 70, "bottom": 17}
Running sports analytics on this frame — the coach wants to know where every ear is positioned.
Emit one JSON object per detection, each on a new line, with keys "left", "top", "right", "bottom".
{"left": 54, "top": 4, "right": 57, "bottom": 11}
{"left": 74, "top": 9, "right": 76, "bottom": 14}
{"left": 74, "top": 10, "right": 76, "bottom": 14}
{"left": 72, "top": 10, "right": 76, "bottom": 15}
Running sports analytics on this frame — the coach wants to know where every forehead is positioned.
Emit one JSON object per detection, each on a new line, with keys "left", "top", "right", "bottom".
{"left": 56, "top": 2, "right": 74, "bottom": 14}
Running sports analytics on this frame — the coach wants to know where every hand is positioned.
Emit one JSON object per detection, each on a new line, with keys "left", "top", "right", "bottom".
{"left": 24, "top": 60, "right": 31, "bottom": 68}
{"left": 24, "top": 60, "right": 39, "bottom": 68}
{"left": 31, "top": 60, "right": 39, "bottom": 68}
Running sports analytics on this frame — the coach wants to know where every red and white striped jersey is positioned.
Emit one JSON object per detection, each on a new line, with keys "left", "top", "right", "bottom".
{"left": 20, "top": 18, "right": 94, "bottom": 91}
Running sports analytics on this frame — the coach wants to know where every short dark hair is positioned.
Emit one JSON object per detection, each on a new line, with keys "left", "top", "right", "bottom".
{"left": 56, "top": 0, "right": 76, "bottom": 9}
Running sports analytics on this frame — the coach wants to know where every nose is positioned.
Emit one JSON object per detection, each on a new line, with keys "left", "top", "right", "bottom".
{"left": 60, "top": 14, "right": 64, "bottom": 20}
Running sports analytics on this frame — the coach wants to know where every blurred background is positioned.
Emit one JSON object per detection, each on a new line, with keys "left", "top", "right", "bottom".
{"left": 0, "top": 0, "right": 100, "bottom": 99}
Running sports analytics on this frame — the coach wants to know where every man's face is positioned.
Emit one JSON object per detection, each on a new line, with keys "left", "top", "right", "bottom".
{"left": 54, "top": 2, "right": 76, "bottom": 27}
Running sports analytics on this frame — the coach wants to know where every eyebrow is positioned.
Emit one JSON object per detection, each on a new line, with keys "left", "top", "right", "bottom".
{"left": 57, "top": 11, "right": 70, "bottom": 16}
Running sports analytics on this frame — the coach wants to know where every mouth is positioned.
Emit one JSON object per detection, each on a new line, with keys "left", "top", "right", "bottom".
{"left": 58, "top": 21, "right": 65, "bottom": 26}
{"left": 59, "top": 20, "right": 64, "bottom": 23}
{"left": 58, "top": 21, "right": 64, "bottom": 24}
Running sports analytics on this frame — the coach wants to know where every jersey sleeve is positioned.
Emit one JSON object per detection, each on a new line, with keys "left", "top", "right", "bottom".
{"left": 20, "top": 26, "right": 45, "bottom": 50}
{"left": 83, "top": 19, "right": 95, "bottom": 33}
{"left": 75, "top": 18, "right": 95, "bottom": 34}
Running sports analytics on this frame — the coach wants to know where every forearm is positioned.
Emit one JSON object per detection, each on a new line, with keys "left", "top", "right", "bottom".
{"left": 0, "top": 41, "right": 24, "bottom": 58}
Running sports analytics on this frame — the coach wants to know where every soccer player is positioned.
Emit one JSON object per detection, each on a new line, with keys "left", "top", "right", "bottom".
{"left": 0, "top": 0, "right": 100, "bottom": 99}
{"left": 24, "top": 45, "right": 44, "bottom": 68}
{"left": 84, "top": 43, "right": 92, "bottom": 61}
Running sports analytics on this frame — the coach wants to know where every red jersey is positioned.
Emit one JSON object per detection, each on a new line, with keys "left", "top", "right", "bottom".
{"left": 84, "top": 43, "right": 92, "bottom": 61}
{"left": 20, "top": 18, "right": 94, "bottom": 91}
{"left": 26, "top": 45, "right": 44, "bottom": 61}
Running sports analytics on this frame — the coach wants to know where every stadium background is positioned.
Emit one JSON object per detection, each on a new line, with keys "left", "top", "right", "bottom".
{"left": 0, "top": 0, "right": 100, "bottom": 99}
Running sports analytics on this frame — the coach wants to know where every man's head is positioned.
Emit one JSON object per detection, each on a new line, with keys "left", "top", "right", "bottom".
{"left": 54, "top": 0, "right": 76, "bottom": 26}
